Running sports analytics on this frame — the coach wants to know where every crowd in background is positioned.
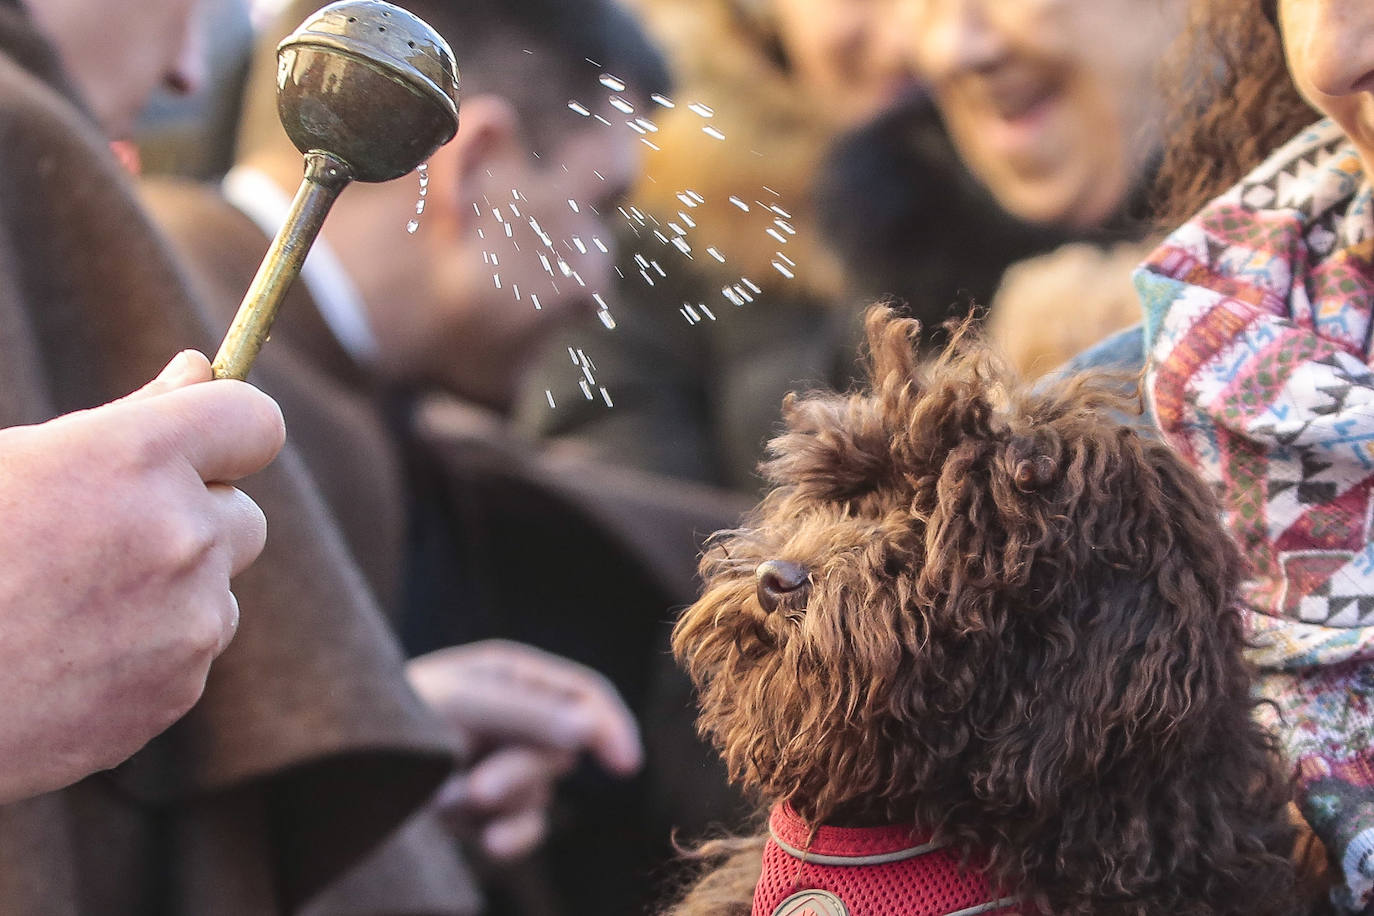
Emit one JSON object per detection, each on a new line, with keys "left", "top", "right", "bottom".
{"left": 0, "top": 0, "right": 1371, "bottom": 913}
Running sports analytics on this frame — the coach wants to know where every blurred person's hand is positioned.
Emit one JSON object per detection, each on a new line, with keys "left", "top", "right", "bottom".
{"left": 0, "top": 350, "right": 285, "bottom": 803}
{"left": 407, "top": 640, "right": 643, "bottom": 862}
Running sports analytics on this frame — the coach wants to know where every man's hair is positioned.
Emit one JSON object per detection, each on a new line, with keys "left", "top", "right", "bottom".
{"left": 238, "top": 0, "right": 672, "bottom": 161}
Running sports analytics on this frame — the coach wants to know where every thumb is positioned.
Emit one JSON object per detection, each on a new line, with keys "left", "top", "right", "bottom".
{"left": 122, "top": 351, "right": 214, "bottom": 402}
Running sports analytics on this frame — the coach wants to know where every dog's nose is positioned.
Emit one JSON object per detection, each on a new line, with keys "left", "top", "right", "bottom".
{"left": 756, "top": 560, "right": 810, "bottom": 613}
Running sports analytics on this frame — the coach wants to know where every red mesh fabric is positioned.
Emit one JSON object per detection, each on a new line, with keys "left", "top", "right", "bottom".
{"left": 751, "top": 804, "right": 1025, "bottom": 916}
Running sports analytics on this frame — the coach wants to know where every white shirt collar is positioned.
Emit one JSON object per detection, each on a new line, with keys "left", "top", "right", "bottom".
{"left": 221, "top": 164, "right": 379, "bottom": 365}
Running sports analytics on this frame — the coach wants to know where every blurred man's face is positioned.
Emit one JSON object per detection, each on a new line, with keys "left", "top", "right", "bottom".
{"left": 25, "top": 0, "right": 203, "bottom": 138}
{"left": 901, "top": 0, "right": 1183, "bottom": 228}
{"left": 1279, "top": 0, "right": 1374, "bottom": 179}
{"left": 481, "top": 118, "right": 640, "bottom": 335}
{"left": 769, "top": 0, "right": 918, "bottom": 126}
{"left": 363, "top": 96, "right": 642, "bottom": 405}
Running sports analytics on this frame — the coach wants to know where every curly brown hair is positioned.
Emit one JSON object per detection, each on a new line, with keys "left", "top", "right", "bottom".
{"left": 668, "top": 307, "right": 1303, "bottom": 915}
{"left": 1152, "top": 0, "right": 1317, "bottom": 223}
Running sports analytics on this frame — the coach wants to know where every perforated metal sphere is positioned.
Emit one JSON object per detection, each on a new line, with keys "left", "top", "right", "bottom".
{"left": 276, "top": 0, "right": 460, "bottom": 183}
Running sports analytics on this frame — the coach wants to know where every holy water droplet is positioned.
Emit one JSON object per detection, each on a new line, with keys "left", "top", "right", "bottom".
{"left": 599, "top": 73, "right": 627, "bottom": 91}
{"left": 406, "top": 219, "right": 420, "bottom": 234}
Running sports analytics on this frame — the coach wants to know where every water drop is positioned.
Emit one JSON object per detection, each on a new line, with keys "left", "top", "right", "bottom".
{"left": 742, "top": 278, "right": 762, "bottom": 294}
{"left": 600, "top": 387, "right": 614, "bottom": 407}
{"left": 599, "top": 73, "right": 627, "bottom": 91}
{"left": 728, "top": 196, "right": 750, "bottom": 212}
{"left": 688, "top": 102, "right": 715, "bottom": 118}
{"left": 776, "top": 251, "right": 797, "bottom": 267}
{"left": 568, "top": 100, "right": 591, "bottom": 117}
{"left": 770, "top": 204, "right": 793, "bottom": 218}
{"left": 772, "top": 260, "right": 795, "bottom": 279}
{"left": 406, "top": 219, "right": 420, "bottom": 234}
{"left": 775, "top": 218, "right": 796, "bottom": 235}
{"left": 572, "top": 237, "right": 587, "bottom": 254}
{"left": 580, "top": 379, "right": 595, "bottom": 400}
{"left": 568, "top": 347, "right": 579, "bottom": 365}
{"left": 416, "top": 199, "right": 426, "bottom": 214}
{"left": 651, "top": 260, "right": 667, "bottom": 277}
{"left": 635, "top": 118, "right": 659, "bottom": 133}
{"left": 703, "top": 126, "right": 726, "bottom": 141}
{"left": 640, "top": 138, "right": 661, "bottom": 151}
{"left": 707, "top": 247, "right": 726, "bottom": 263}
{"left": 627, "top": 121, "right": 648, "bottom": 135}
{"left": 609, "top": 96, "right": 635, "bottom": 115}
{"left": 598, "top": 310, "right": 617, "bottom": 330}
{"left": 593, "top": 238, "right": 609, "bottom": 253}
{"left": 678, "top": 211, "right": 697, "bottom": 228}
{"left": 700, "top": 304, "right": 717, "bottom": 321}
{"left": 669, "top": 222, "right": 686, "bottom": 236}
{"left": 766, "top": 227, "right": 788, "bottom": 245}
{"left": 546, "top": 389, "right": 556, "bottom": 409}
{"left": 594, "top": 170, "right": 606, "bottom": 181}
{"left": 639, "top": 269, "right": 655, "bottom": 287}
{"left": 568, "top": 199, "right": 580, "bottom": 213}
{"left": 594, "top": 114, "right": 613, "bottom": 127}
{"left": 504, "top": 223, "right": 513, "bottom": 238}
{"left": 651, "top": 93, "right": 675, "bottom": 108}
{"left": 531, "top": 293, "right": 542, "bottom": 310}
{"left": 493, "top": 274, "right": 502, "bottom": 289}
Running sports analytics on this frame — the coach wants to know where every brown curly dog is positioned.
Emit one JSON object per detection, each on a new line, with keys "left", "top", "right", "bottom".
{"left": 668, "top": 307, "right": 1310, "bottom": 915}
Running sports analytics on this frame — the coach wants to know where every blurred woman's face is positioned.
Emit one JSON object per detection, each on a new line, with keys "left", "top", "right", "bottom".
{"left": 770, "top": 0, "right": 918, "bottom": 125}
{"left": 901, "top": 0, "right": 1183, "bottom": 228}
{"left": 1279, "top": 0, "right": 1374, "bottom": 177}
{"left": 26, "top": 0, "right": 204, "bottom": 139}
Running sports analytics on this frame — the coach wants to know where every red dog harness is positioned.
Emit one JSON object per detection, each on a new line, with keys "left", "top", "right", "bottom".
{"left": 752, "top": 804, "right": 1023, "bottom": 916}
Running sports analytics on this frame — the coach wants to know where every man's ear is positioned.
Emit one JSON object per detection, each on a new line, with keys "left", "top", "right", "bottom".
{"left": 446, "top": 93, "right": 522, "bottom": 193}
{"left": 412, "top": 93, "right": 520, "bottom": 238}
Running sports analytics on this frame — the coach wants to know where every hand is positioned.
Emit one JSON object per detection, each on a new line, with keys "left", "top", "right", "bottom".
{"left": 407, "top": 640, "right": 643, "bottom": 862}
{"left": 0, "top": 351, "right": 285, "bottom": 803}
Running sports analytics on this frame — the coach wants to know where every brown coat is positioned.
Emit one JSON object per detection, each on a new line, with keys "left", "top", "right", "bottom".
{"left": 0, "top": 6, "right": 474, "bottom": 914}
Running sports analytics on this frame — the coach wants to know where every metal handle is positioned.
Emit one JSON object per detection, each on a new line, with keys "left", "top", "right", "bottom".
{"left": 211, "top": 152, "right": 352, "bottom": 380}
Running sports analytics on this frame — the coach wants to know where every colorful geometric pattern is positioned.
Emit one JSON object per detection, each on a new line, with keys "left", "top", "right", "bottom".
{"left": 1137, "top": 119, "right": 1374, "bottom": 913}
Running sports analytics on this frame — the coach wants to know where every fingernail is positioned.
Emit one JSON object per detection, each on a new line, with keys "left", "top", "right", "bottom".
{"left": 468, "top": 770, "right": 506, "bottom": 805}
{"left": 158, "top": 350, "right": 197, "bottom": 385}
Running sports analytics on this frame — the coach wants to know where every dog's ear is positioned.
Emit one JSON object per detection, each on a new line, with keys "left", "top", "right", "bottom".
{"left": 759, "top": 308, "right": 923, "bottom": 504}
{"left": 923, "top": 433, "right": 1296, "bottom": 911}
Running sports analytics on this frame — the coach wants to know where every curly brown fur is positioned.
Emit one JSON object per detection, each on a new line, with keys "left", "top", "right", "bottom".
{"left": 669, "top": 307, "right": 1302, "bottom": 915}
